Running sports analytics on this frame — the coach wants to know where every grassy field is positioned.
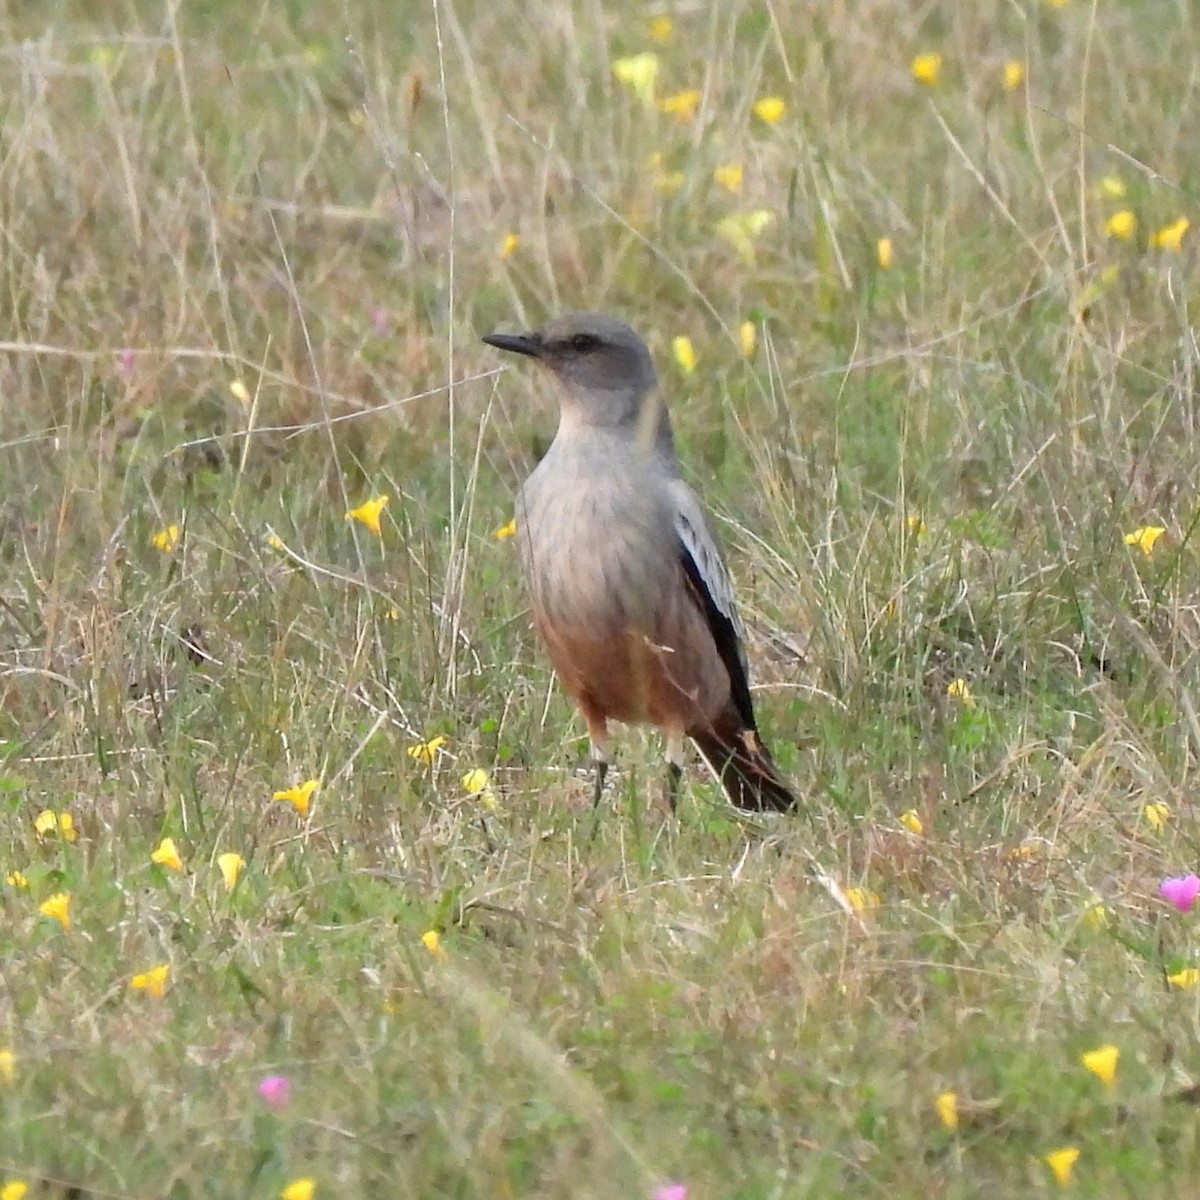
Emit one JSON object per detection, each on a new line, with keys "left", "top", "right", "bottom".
{"left": 2, "top": 0, "right": 1200, "bottom": 1195}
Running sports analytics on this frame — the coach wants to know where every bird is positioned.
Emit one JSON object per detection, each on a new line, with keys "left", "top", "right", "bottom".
{"left": 483, "top": 312, "right": 795, "bottom": 814}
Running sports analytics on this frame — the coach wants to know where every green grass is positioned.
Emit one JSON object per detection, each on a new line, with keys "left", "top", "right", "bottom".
{"left": 2, "top": 0, "right": 1200, "bottom": 1196}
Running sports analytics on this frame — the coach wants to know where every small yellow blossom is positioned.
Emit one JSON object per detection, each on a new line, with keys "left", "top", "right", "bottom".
{"left": 495, "top": 517, "right": 517, "bottom": 539}
{"left": 407, "top": 736, "right": 447, "bottom": 766}
{"left": 899, "top": 809, "right": 923, "bottom": 836}
{"left": 910, "top": 53, "right": 942, "bottom": 87}
{"left": 713, "top": 163, "right": 744, "bottom": 194}
{"left": 1082, "top": 901, "right": 1108, "bottom": 929}
{"left": 738, "top": 321, "right": 757, "bottom": 359}
{"left": 229, "top": 379, "right": 251, "bottom": 405}
{"left": 0, "top": 1051, "right": 13, "bottom": 1082}
{"left": 876, "top": 237, "right": 894, "bottom": 270}
{"left": 273, "top": 778, "right": 318, "bottom": 817}
{"left": 672, "top": 336, "right": 697, "bottom": 375}
{"left": 421, "top": 929, "right": 446, "bottom": 959}
{"left": 1151, "top": 217, "right": 1189, "bottom": 251}
{"left": 1098, "top": 176, "right": 1126, "bottom": 199}
{"left": 217, "top": 852, "right": 245, "bottom": 890}
{"left": 6, "top": 871, "right": 27, "bottom": 889}
{"left": 280, "top": 1181, "right": 316, "bottom": 1200}
{"left": 151, "top": 837, "right": 185, "bottom": 873}
{"left": 151, "top": 524, "right": 182, "bottom": 553}
{"left": 1002, "top": 60, "right": 1025, "bottom": 91}
{"left": 612, "top": 53, "right": 660, "bottom": 106}
{"left": 266, "top": 532, "right": 286, "bottom": 551}
{"left": 904, "top": 514, "right": 926, "bottom": 535}
{"left": 1, "top": 1182, "right": 28, "bottom": 1200}
{"left": 1124, "top": 525, "right": 1166, "bottom": 555}
{"left": 346, "top": 494, "right": 389, "bottom": 536}
{"left": 499, "top": 232, "right": 520, "bottom": 259}
{"left": 34, "top": 809, "right": 77, "bottom": 842}
{"left": 947, "top": 678, "right": 974, "bottom": 706}
{"left": 934, "top": 1090, "right": 958, "bottom": 1131}
{"left": 1105, "top": 210, "right": 1137, "bottom": 241}
{"left": 659, "top": 88, "right": 701, "bottom": 121}
{"left": 845, "top": 886, "right": 879, "bottom": 912}
{"left": 1144, "top": 801, "right": 1171, "bottom": 831}
{"left": 752, "top": 96, "right": 786, "bottom": 123}
{"left": 462, "top": 768, "right": 498, "bottom": 810}
{"left": 1044, "top": 0, "right": 1069, "bottom": 6}
{"left": 716, "top": 209, "right": 774, "bottom": 262}
{"left": 40, "top": 892, "right": 71, "bottom": 931}
{"left": 1080, "top": 1044, "right": 1118, "bottom": 1089}
{"left": 1043, "top": 1146, "right": 1080, "bottom": 1187}
{"left": 130, "top": 964, "right": 171, "bottom": 999}
{"left": 649, "top": 15, "right": 673, "bottom": 43}
{"left": 1168, "top": 967, "right": 1199, "bottom": 989}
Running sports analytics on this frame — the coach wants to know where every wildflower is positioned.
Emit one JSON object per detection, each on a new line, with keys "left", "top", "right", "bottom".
{"left": 495, "top": 517, "right": 517, "bottom": 539}
{"left": 0, "top": 1183, "right": 28, "bottom": 1200}
{"left": 229, "top": 379, "right": 251, "bottom": 405}
{"left": 872, "top": 237, "right": 894, "bottom": 270}
{"left": 258, "top": 1074, "right": 292, "bottom": 1111}
{"left": 933, "top": 1090, "right": 958, "bottom": 1131}
{"left": 752, "top": 96, "right": 786, "bottom": 123}
{"left": 345, "top": 494, "right": 389, "bottom": 536}
{"left": 947, "top": 678, "right": 974, "bottom": 706}
{"left": 273, "top": 778, "right": 318, "bottom": 817}
{"left": 715, "top": 209, "right": 774, "bottom": 262}
{"left": 421, "top": 930, "right": 446, "bottom": 959}
{"left": 370, "top": 307, "right": 390, "bottom": 335}
{"left": 39, "top": 892, "right": 70, "bottom": 931}
{"left": 845, "top": 886, "right": 879, "bottom": 912}
{"left": 713, "top": 163, "right": 743, "bottom": 194}
{"left": 738, "top": 321, "right": 757, "bottom": 358}
{"left": 1125, "top": 525, "right": 1165, "bottom": 555}
{"left": 1098, "top": 176, "right": 1126, "bottom": 199}
{"left": 652, "top": 1187, "right": 688, "bottom": 1200}
{"left": 910, "top": 53, "right": 942, "bottom": 86}
{"left": 151, "top": 837, "right": 185, "bottom": 873}
{"left": 6, "top": 871, "right": 27, "bottom": 889}
{"left": 905, "top": 514, "right": 926, "bottom": 535}
{"left": 151, "top": 524, "right": 181, "bottom": 553}
{"left": 1082, "top": 901, "right": 1108, "bottom": 929}
{"left": 1080, "top": 1044, "right": 1118, "bottom": 1089}
{"left": 266, "top": 532, "right": 286, "bottom": 551}
{"left": 1151, "top": 217, "right": 1189, "bottom": 251}
{"left": 407, "top": 736, "right": 447, "bottom": 766}
{"left": 1144, "top": 801, "right": 1171, "bottom": 831}
{"left": 462, "top": 768, "right": 498, "bottom": 810}
{"left": 130, "top": 965, "right": 171, "bottom": 999}
{"left": 33, "top": 809, "right": 77, "bottom": 842}
{"left": 672, "top": 336, "right": 697, "bottom": 375}
{"left": 0, "top": 1051, "right": 12, "bottom": 1082}
{"left": 280, "top": 1180, "right": 315, "bottom": 1200}
{"left": 649, "top": 15, "right": 673, "bottom": 43}
{"left": 1105, "top": 210, "right": 1136, "bottom": 241}
{"left": 118, "top": 347, "right": 136, "bottom": 378}
{"left": 1160, "top": 874, "right": 1200, "bottom": 913}
{"left": 899, "top": 809, "right": 923, "bottom": 835}
{"left": 612, "top": 53, "right": 660, "bottom": 106}
{"left": 1003, "top": 60, "right": 1025, "bottom": 90}
{"left": 1043, "top": 1146, "right": 1080, "bottom": 1187}
{"left": 217, "top": 852, "right": 245, "bottom": 890}
{"left": 659, "top": 89, "right": 701, "bottom": 121}
{"left": 1168, "top": 967, "right": 1199, "bottom": 989}
{"left": 499, "top": 232, "right": 520, "bottom": 259}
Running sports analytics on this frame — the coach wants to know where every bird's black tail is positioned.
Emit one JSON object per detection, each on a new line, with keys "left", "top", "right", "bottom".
{"left": 693, "top": 717, "right": 796, "bottom": 813}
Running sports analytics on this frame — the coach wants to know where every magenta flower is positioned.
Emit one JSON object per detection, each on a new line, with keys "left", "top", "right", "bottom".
{"left": 257, "top": 1074, "right": 291, "bottom": 1111}
{"left": 652, "top": 1187, "right": 687, "bottom": 1200}
{"left": 118, "top": 348, "right": 136, "bottom": 378}
{"left": 1160, "top": 874, "right": 1200, "bottom": 913}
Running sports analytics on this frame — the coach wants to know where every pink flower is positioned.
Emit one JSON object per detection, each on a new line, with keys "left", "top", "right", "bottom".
{"left": 1160, "top": 874, "right": 1200, "bottom": 913}
{"left": 257, "top": 1074, "right": 291, "bottom": 1111}
{"left": 118, "top": 348, "right": 135, "bottom": 378}
{"left": 370, "top": 307, "right": 391, "bottom": 335}
{"left": 652, "top": 1187, "right": 687, "bottom": 1200}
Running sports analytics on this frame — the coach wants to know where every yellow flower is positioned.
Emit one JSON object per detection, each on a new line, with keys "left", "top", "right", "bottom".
{"left": 649, "top": 15, "right": 673, "bottom": 43}
{"left": 1151, "top": 217, "right": 1189, "bottom": 251}
{"left": 407, "top": 736, "right": 447, "bottom": 766}
{"left": 738, "top": 321, "right": 757, "bottom": 359}
{"left": 845, "top": 886, "right": 879, "bottom": 912}
{"left": 462, "top": 768, "right": 498, "bottom": 810}
{"left": 904, "top": 514, "right": 926, "bottom": 535}
{"left": 151, "top": 837, "right": 185, "bottom": 873}
{"left": 934, "top": 1090, "right": 958, "bottom": 1131}
{"left": 229, "top": 378, "right": 251, "bottom": 405}
{"left": 33, "top": 809, "right": 77, "bottom": 842}
{"left": 1080, "top": 1044, "right": 1118, "bottom": 1089}
{"left": 1082, "top": 901, "right": 1108, "bottom": 929}
{"left": 0, "top": 1051, "right": 13, "bottom": 1082}
{"left": 0, "top": 1182, "right": 28, "bottom": 1200}
{"left": 151, "top": 524, "right": 181, "bottom": 553}
{"left": 876, "top": 237, "right": 894, "bottom": 270}
{"left": 1105, "top": 210, "right": 1137, "bottom": 241}
{"left": 345, "top": 494, "right": 389, "bottom": 536}
{"left": 672, "top": 336, "right": 697, "bottom": 375}
{"left": 1002, "top": 60, "right": 1025, "bottom": 91}
{"left": 266, "top": 532, "right": 286, "bottom": 551}
{"left": 274, "top": 778, "right": 318, "bottom": 817}
{"left": 752, "top": 96, "right": 786, "bottom": 123}
{"left": 40, "top": 892, "right": 71, "bottom": 931}
{"left": 499, "top": 232, "right": 519, "bottom": 259}
{"left": 280, "top": 1180, "right": 316, "bottom": 1200}
{"left": 947, "top": 678, "right": 974, "bottom": 706}
{"left": 910, "top": 53, "right": 942, "bottom": 87}
{"left": 1043, "top": 1146, "right": 1080, "bottom": 1187}
{"left": 899, "top": 809, "right": 923, "bottom": 836}
{"left": 659, "top": 88, "right": 701, "bottom": 121}
{"left": 716, "top": 209, "right": 774, "bottom": 262}
{"left": 1098, "top": 175, "right": 1126, "bottom": 199}
{"left": 6, "top": 871, "right": 27, "bottom": 889}
{"left": 494, "top": 517, "right": 517, "bottom": 539}
{"left": 612, "top": 53, "right": 660, "bottom": 107}
{"left": 1144, "top": 801, "right": 1171, "bottom": 831}
{"left": 1124, "top": 525, "right": 1166, "bottom": 555}
{"left": 130, "top": 964, "right": 171, "bottom": 999}
{"left": 1168, "top": 967, "right": 1199, "bottom": 989}
{"left": 421, "top": 930, "right": 446, "bottom": 959}
{"left": 713, "top": 163, "right": 744, "bottom": 194}
{"left": 217, "top": 852, "right": 245, "bottom": 890}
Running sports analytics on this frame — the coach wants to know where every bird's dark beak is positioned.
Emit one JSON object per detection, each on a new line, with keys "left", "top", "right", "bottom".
{"left": 482, "top": 330, "right": 542, "bottom": 358}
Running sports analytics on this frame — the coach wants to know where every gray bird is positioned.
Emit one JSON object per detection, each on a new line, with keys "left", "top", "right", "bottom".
{"left": 483, "top": 312, "right": 795, "bottom": 813}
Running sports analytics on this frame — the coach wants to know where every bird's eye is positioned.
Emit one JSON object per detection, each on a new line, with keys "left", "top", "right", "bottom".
{"left": 570, "top": 333, "right": 599, "bottom": 353}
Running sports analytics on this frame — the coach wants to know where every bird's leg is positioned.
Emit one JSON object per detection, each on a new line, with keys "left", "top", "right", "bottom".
{"left": 665, "top": 734, "right": 685, "bottom": 814}
{"left": 591, "top": 756, "right": 609, "bottom": 812}
{"left": 584, "top": 713, "right": 612, "bottom": 815}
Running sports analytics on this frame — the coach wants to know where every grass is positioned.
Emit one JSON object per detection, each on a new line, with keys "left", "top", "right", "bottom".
{"left": 2, "top": 0, "right": 1200, "bottom": 1195}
